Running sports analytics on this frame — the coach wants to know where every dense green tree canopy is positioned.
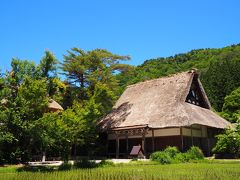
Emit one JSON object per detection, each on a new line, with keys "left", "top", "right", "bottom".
{"left": 0, "top": 48, "right": 131, "bottom": 163}
{"left": 62, "top": 48, "right": 130, "bottom": 87}
{"left": 221, "top": 87, "right": 240, "bottom": 123}
{"left": 213, "top": 121, "right": 240, "bottom": 157}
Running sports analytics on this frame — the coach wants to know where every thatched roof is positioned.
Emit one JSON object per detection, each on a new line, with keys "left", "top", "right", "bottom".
{"left": 99, "top": 70, "right": 230, "bottom": 130}
{"left": 48, "top": 99, "right": 63, "bottom": 111}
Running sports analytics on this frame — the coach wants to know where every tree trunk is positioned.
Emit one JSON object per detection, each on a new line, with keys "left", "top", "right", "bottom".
{"left": 74, "top": 143, "right": 77, "bottom": 161}
{"left": 42, "top": 151, "right": 46, "bottom": 162}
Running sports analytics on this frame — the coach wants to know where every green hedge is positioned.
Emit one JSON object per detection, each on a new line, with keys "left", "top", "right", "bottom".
{"left": 150, "top": 146, "right": 204, "bottom": 164}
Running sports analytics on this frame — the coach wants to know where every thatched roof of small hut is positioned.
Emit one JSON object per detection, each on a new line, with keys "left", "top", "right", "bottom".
{"left": 1, "top": 98, "right": 8, "bottom": 105}
{"left": 99, "top": 70, "right": 230, "bottom": 130}
{"left": 48, "top": 99, "right": 63, "bottom": 111}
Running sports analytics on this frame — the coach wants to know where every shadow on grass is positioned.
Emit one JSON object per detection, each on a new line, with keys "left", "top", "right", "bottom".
{"left": 73, "top": 159, "right": 98, "bottom": 169}
{"left": 16, "top": 159, "right": 117, "bottom": 172}
{"left": 17, "top": 166, "right": 56, "bottom": 172}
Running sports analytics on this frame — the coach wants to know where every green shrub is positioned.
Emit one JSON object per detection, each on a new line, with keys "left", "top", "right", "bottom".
{"left": 58, "top": 162, "right": 72, "bottom": 171}
{"left": 131, "top": 158, "right": 138, "bottom": 161}
{"left": 151, "top": 146, "right": 204, "bottom": 164}
{"left": 186, "top": 146, "right": 204, "bottom": 160}
{"left": 74, "top": 158, "right": 97, "bottom": 168}
{"left": 213, "top": 125, "right": 240, "bottom": 158}
{"left": 164, "top": 146, "right": 180, "bottom": 158}
{"left": 150, "top": 151, "right": 172, "bottom": 164}
{"left": 175, "top": 153, "right": 191, "bottom": 163}
{"left": 98, "top": 160, "right": 115, "bottom": 167}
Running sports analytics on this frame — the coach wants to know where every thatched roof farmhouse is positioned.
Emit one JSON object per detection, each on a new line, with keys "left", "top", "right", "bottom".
{"left": 99, "top": 70, "right": 230, "bottom": 158}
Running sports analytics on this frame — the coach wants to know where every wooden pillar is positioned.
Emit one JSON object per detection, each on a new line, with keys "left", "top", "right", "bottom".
{"left": 142, "top": 131, "right": 146, "bottom": 157}
{"left": 152, "top": 129, "right": 155, "bottom": 152}
{"left": 126, "top": 133, "right": 129, "bottom": 155}
{"left": 200, "top": 126, "right": 203, "bottom": 151}
{"left": 106, "top": 135, "right": 109, "bottom": 158}
{"left": 200, "top": 126, "right": 203, "bottom": 138}
{"left": 180, "top": 127, "right": 184, "bottom": 151}
{"left": 207, "top": 138, "right": 210, "bottom": 156}
{"left": 207, "top": 128, "right": 210, "bottom": 156}
{"left": 191, "top": 125, "right": 193, "bottom": 146}
{"left": 116, "top": 135, "right": 119, "bottom": 159}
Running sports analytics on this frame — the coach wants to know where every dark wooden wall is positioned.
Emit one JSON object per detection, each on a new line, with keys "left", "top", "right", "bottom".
{"left": 108, "top": 134, "right": 216, "bottom": 158}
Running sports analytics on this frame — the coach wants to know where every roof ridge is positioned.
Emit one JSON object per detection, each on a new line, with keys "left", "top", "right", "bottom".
{"left": 127, "top": 70, "right": 195, "bottom": 88}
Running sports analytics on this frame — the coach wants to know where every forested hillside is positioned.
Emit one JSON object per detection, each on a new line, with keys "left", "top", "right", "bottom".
{"left": 117, "top": 44, "right": 240, "bottom": 121}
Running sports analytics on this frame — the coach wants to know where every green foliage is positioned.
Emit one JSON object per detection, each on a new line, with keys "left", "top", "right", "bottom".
{"left": 174, "top": 147, "right": 204, "bottom": 163}
{"left": 74, "top": 158, "right": 98, "bottom": 168}
{"left": 58, "top": 162, "right": 73, "bottom": 171}
{"left": 0, "top": 73, "right": 49, "bottom": 162}
{"left": 186, "top": 146, "right": 204, "bottom": 160}
{"left": 38, "top": 50, "right": 58, "bottom": 78}
{"left": 213, "top": 122, "right": 240, "bottom": 158}
{"left": 221, "top": 87, "right": 240, "bottom": 123}
{"left": 17, "top": 77, "right": 48, "bottom": 118}
{"left": 98, "top": 160, "right": 115, "bottom": 167}
{"left": 38, "top": 51, "right": 64, "bottom": 103}
{"left": 35, "top": 101, "right": 93, "bottom": 161}
{"left": 174, "top": 153, "right": 191, "bottom": 163}
{"left": 150, "top": 151, "right": 172, "bottom": 164}
{"left": 150, "top": 146, "right": 204, "bottom": 164}
{"left": 61, "top": 48, "right": 130, "bottom": 157}
{"left": 62, "top": 48, "right": 130, "bottom": 101}
{"left": 201, "top": 56, "right": 240, "bottom": 112}
{"left": 164, "top": 146, "right": 180, "bottom": 158}
{"left": 0, "top": 52, "right": 61, "bottom": 163}
{"left": 10, "top": 59, "right": 36, "bottom": 85}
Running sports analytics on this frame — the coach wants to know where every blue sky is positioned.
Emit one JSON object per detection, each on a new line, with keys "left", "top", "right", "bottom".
{"left": 0, "top": 0, "right": 239, "bottom": 71}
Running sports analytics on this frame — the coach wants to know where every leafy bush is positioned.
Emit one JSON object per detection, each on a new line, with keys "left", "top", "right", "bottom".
{"left": 175, "top": 153, "right": 191, "bottom": 163}
{"left": 98, "top": 160, "right": 115, "bottom": 167}
{"left": 150, "top": 146, "right": 204, "bottom": 164}
{"left": 213, "top": 124, "right": 240, "bottom": 158}
{"left": 58, "top": 162, "right": 72, "bottom": 171}
{"left": 186, "top": 146, "right": 204, "bottom": 160}
{"left": 74, "top": 158, "right": 97, "bottom": 168}
{"left": 150, "top": 151, "right": 172, "bottom": 164}
{"left": 131, "top": 158, "right": 138, "bottom": 161}
{"left": 164, "top": 146, "right": 179, "bottom": 158}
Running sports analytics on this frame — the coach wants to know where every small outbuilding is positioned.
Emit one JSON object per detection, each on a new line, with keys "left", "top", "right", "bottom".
{"left": 98, "top": 70, "right": 230, "bottom": 158}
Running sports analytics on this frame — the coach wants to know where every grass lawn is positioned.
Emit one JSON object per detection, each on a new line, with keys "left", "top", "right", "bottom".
{"left": 0, "top": 160, "right": 240, "bottom": 180}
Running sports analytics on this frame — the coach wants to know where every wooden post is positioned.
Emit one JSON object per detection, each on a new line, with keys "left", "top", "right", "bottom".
{"left": 126, "top": 133, "right": 129, "bottom": 155}
{"left": 191, "top": 125, "right": 193, "bottom": 146}
{"left": 106, "top": 133, "right": 109, "bottom": 158}
{"left": 206, "top": 128, "right": 210, "bottom": 156}
{"left": 142, "top": 130, "right": 146, "bottom": 157}
{"left": 200, "top": 126, "right": 203, "bottom": 151}
{"left": 152, "top": 129, "right": 155, "bottom": 152}
{"left": 116, "top": 135, "right": 119, "bottom": 159}
{"left": 207, "top": 138, "right": 210, "bottom": 157}
{"left": 180, "top": 127, "right": 184, "bottom": 151}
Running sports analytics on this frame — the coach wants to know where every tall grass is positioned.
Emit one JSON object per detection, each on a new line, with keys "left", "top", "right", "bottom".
{"left": 1, "top": 162, "right": 240, "bottom": 180}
